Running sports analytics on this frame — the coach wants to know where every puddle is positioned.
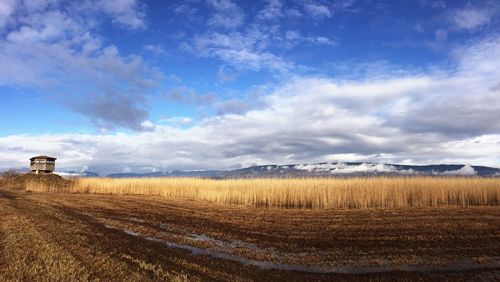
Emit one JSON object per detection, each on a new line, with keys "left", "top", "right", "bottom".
{"left": 104, "top": 224, "right": 139, "bottom": 237}
{"left": 124, "top": 229, "right": 140, "bottom": 236}
{"left": 158, "top": 223, "right": 264, "bottom": 253}
{"left": 187, "top": 233, "right": 261, "bottom": 252}
{"left": 145, "top": 235, "right": 500, "bottom": 274}
{"left": 104, "top": 224, "right": 500, "bottom": 274}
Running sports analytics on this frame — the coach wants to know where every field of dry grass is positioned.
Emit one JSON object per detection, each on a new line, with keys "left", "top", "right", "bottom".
{"left": 26, "top": 176, "right": 500, "bottom": 209}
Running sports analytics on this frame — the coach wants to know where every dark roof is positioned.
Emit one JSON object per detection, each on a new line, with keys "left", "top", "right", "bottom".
{"left": 30, "top": 155, "right": 57, "bottom": 161}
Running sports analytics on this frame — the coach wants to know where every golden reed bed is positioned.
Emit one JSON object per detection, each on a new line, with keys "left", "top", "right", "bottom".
{"left": 26, "top": 177, "right": 499, "bottom": 209}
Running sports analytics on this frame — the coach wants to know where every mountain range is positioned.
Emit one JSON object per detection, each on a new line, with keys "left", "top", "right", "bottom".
{"left": 104, "top": 162, "right": 500, "bottom": 178}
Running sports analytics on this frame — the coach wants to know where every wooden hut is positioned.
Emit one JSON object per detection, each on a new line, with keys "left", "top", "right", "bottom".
{"left": 30, "top": 156, "right": 56, "bottom": 174}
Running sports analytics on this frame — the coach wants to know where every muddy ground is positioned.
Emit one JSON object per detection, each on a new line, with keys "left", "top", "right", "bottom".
{"left": 0, "top": 185, "right": 499, "bottom": 281}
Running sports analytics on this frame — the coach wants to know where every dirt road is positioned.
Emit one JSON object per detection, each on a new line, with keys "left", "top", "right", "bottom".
{"left": 0, "top": 188, "right": 499, "bottom": 281}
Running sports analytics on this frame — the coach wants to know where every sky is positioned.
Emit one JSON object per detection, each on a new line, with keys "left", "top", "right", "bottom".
{"left": 0, "top": 0, "right": 499, "bottom": 174}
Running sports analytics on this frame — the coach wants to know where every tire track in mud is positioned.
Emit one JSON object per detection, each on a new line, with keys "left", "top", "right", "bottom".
{"left": 2, "top": 191, "right": 311, "bottom": 281}
{"left": 38, "top": 202, "right": 321, "bottom": 281}
{"left": 0, "top": 191, "right": 9, "bottom": 276}
{"left": 0, "top": 190, "right": 90, "bottom": 280}
{"left": 0, "top": 193, "right": 201, "bottom": 281}
{"left": 1, "top": 191, "right": 236, "bottom": 281}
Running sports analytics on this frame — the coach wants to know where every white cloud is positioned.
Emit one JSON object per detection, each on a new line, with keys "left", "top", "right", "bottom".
{"left": 257, "top": 0, "right": 283, "bottom": 20}
{"left": 21, "top": 0, "right": 56, "bottom": 11}
{"left": 140, "top": 120, "right": 155, "bottom": 130}
{"left": 217, "top": 65, "right": 236, "bottom": 82}
{"left": 97, "top": 0, "right": 146, "bottom": 29}
{"left": 442, "top": 164, "right": 476, "bottom": 176}
{"left": 206, "top": 0, "right": 245, "bottom": 29}
{"left": 285, "top": 8, "right": 302, "bottom": 17}
{"left": 143, "top": 44, "right": 164, "bottom": 54}
{"left": 308, "top": 36, "right": 335, "bottom": 45}
{"left": 187, "top": 31, "right": 294, "bottom": 72}
{"left": 333, "top": 0, "right": 356, "bottom": 10}
{"left": 451, "top": 7, "right": 492, "bottom": 31}
{"left": 184, "top": 22, "right": 334, "bottom": 72}
{"left": 303, "top": 1, "right": 332, "bottom": 19}
{"left": 165, "top": 86, "right": 216, "bottom": 106}
{"left": 283, "top": 30, "right": 335, "bottom": 47}
{"left": 0, "top": 0, "right": 17, "bottom": 29}
{"left": 180, "top": 1, "right": 337, "bottom": 73}
{"left": 0, "top": 0, "right": 160, "bottom": 130}
{"left": 418, "top": 0, "right": 446, "bottom": 9}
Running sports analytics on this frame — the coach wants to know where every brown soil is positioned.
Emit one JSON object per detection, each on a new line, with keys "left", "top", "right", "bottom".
{"left": 0, "top": 182, "right": 499, "bottom": 281}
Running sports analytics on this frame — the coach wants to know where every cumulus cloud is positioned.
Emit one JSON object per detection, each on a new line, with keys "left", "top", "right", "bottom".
{"left": 418, "top": 0, "right": 446, "bottom": 9}
{"left": 97, "top": 0, "right": 146, "bottom": 29}
{"left": 0, "top": 0, "right": 17, "bottom": 29}
{"left": 442, "top": 164, "right": 476, "bottom": 176}
{"left": 214, "top": 98, "right": 253, "bottom": 115}
{"left": 391, "top": 37, "right": 500, "bottom": 137}
{"left": 451, "top": 7, "right": 493, "bottom": 31}
{"left": 179, "top": 0, "right": 338, "bottom": 73}
{"left": 283, "top": 30, "right": 335, "bottom": 48}
{"left": 143, "top": 44, "right": 164, "bottom": 54}
{"left": 206, "top": 0, "right": 245, "bottom": 29}
{"left": 0, "top": 0, "right": 160, "bottom": 130}
{"left": 285, "top": 8, "right": 302, "bottom": 17}
{"left": 185, "top": 30, "right": 294, "bottom": 72}
{"left": 217, "top": 66, "right": 236, "bottom": 82}
{"left": 303, "top": 1, "right": 332, "bottom": 19}
{"left": 257, "top": 0, "right": 284, "bottom": 21}
{"left": 165, "top": 86, "right": 217, "bottom": 106}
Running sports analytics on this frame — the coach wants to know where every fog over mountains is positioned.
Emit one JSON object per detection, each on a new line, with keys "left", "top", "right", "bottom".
{"left": 102, "top": 162, "right": 500, "bottom": 178}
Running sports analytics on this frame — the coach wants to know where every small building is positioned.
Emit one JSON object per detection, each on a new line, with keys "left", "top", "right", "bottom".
{"left": 30, "top": 156, "right": 57, "bottom": 174}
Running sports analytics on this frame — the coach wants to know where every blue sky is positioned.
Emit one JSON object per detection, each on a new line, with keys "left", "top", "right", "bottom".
{"left": 0, "top": 0, "right": 499, "bottom": 174}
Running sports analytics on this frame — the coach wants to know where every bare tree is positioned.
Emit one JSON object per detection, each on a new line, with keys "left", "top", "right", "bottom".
{"left": 2, "top": 169, "right": 20, "bottom": 179}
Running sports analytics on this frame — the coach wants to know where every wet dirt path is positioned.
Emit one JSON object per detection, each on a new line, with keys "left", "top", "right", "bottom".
{"left": 0, "top": 188, "right": 499, "bottom": 281}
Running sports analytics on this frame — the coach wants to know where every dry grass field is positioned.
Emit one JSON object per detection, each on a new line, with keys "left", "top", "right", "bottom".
{"left": 26, "top": 176, "right": 500, "bottom": 209}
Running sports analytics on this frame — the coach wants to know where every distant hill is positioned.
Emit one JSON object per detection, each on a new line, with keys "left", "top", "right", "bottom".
{"left": 106, "top": 162, "right": 500, "bottom": 178}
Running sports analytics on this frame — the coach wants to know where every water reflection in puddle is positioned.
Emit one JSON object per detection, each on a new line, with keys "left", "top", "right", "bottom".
{"left": 103, "top": 224, "right": 500, "bottom": 274}
{"left": 187, "top": 233, "right": 261, "bottom": 251}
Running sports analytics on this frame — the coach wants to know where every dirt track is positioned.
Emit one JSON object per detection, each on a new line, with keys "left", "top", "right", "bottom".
{"left": 0, "top": 187, "right": 499, "bottom": 281}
